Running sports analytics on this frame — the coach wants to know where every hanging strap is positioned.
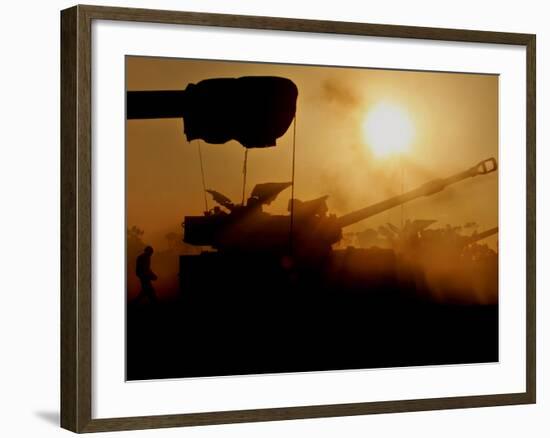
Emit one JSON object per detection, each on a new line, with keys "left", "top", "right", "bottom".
{"left": 197, "top": 140, "right": 209, "bottom": 212}
{"left": 289, "top": 113, "right": 297, "bottom": 253}
{"left": 241, "top": 149, "right": 248, "bottom": 205}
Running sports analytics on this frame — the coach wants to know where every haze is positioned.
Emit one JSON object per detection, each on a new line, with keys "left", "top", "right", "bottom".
{"left": 126, "top": 56, "right": 498, "bottom": 298}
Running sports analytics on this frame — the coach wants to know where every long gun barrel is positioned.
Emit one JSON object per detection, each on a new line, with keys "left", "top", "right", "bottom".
{"left": 464, "top": 226, "right": 499, "bottom": 246}
{"left": 127, "top": 90, "right": 187, "bottom": 119}
{"left": 337, "top": 158, "right": 497, "bottom": 228}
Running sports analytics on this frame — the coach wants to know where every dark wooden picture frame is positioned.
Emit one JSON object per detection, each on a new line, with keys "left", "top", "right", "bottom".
{"left": 61, "top": 4, "right": 536, "bottom": 433}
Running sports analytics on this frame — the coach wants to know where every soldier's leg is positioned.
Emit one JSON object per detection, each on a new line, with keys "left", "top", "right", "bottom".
{"left": 132, "top": 279, "right": 149, "bottom": 304}
{"left": 145, "top": 281, "right": 158, "bottom": 303}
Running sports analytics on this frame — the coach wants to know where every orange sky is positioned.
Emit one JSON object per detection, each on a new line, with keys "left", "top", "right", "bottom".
{"left": 126, "top": 56, "right": 498, "bottom": 252}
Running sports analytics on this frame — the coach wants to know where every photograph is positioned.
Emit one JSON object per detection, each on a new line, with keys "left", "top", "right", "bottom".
{"left": 125, "top": 56, "right": 499, "bottom": 381}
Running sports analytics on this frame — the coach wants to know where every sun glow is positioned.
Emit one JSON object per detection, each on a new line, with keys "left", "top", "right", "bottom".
{"left": 363, "top": 102, "right": 415, "bottom": 157}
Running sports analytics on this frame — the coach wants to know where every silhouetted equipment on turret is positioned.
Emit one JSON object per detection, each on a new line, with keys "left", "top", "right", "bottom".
{"left": 127, "top": 76, "right": 298, "bottom": 148}
{"left": 182, "top": 158, "right": 498, "bottom": 257}
{"left": 249, "top": 182, "right": 293, "bottom": 206}
{"left": 205, "top": 190, "right": 235, "bottom": 212}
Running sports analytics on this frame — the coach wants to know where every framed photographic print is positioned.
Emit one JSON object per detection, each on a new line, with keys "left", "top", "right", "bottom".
{"left": 60, "top": 4, "right": 536, "bottom": 433}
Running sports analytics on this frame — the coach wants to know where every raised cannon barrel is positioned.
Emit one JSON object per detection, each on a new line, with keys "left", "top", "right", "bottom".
{"left": 337, "top": 158, "right": 497, "bottom": 228}
{"left": 464, "top": 226, "right": 499, "bottom": 246}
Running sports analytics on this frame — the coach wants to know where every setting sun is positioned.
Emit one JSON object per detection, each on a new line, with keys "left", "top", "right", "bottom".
{"left": 363, "top": 102, "right": 414, "bottom": 157}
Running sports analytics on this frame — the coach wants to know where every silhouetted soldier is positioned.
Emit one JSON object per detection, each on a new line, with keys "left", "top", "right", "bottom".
{"left": 135, "top": 246, "right": 158, "bottom": 304}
